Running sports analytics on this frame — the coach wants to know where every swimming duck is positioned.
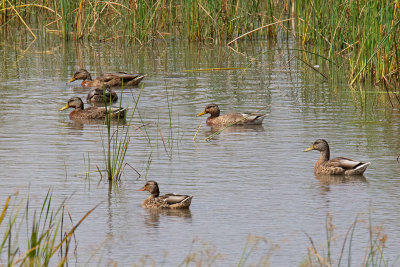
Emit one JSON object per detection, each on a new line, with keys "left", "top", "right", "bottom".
{"left": 86, "top": 87, "right": 118, "bottom": 104}
{"left": 59, "top": 97, "right": 126, "bottom": 120}
{"left": 197, "top": 104, "right": 266, "bottom": 126}
{"left": 67, "top": 69, "right": 145, "bottom": 87}
{"left": 304, "top": 139, "right": 370, "bottom": 175}
{"left": 137, "top": 180, "right": 193, "bottom": 209}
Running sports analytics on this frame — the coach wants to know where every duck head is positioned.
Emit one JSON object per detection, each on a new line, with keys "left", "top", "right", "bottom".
{"left": 68, "top": 69, "right": 92, "bottom": 83}
{"left": 304, "top": 139, "right": 329, "bottom": 152}
{"left": 137, "top": 180, "right": 160, "bottom": 197}
{"left": 197, "top": 104, "right": 220, "bottom": 117}
{"left": 59, "top": 97, "right": 85, "bottom": 111}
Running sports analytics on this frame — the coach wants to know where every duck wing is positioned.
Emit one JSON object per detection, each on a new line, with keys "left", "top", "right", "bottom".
{"left": 212, "top": 113, "right": 266, "bottom": 126}
{"left": 242, "top": 113, "right": 267, "bottom": 124}
{"left": 96, "top": 72, "right": 141, "bottom": 82}
{"left": 328, "top": 157, "right": 369, "bottom": 170}
{"left": 160, "top": 194, "right": 192, "bottom": 204}
{"left": 82, "top": 106, "right": 126, "bottom": 119}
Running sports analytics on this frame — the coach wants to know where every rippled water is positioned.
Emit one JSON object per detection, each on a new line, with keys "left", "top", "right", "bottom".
{"left": 1, "top": 38, "right": 400, "bottom": 266}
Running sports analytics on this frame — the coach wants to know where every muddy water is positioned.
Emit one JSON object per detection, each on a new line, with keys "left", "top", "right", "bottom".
{"left": 1, "top": 39, "right": 400, "bottom": 266}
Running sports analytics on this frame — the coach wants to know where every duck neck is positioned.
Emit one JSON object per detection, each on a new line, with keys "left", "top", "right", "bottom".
{"left": 319, "top": 148, "right": 330, "bottom": 162}
{"left": 210, "top": 110, "right": 220, "bottom": 118}
{"left": 150, "top": 188, "right": 160, "bottom": 198}
{"left": 77, "top": 103, "right": 84, "bottom": 111}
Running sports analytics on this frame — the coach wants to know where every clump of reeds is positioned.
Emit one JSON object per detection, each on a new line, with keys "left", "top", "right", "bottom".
{"left": 0, "top": 0, "right": 280, "bottom": 43}
{"left": 294, "top": 0, "right": 400, "bottom": 90}
{"left": 0, "top": 191, "right": 97, "bottom": 266}
{"left": 101, "top": 86, "right": 142, "bottom": 182}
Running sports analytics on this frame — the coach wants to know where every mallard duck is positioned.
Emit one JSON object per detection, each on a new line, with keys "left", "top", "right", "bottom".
{"left": 86, "top": 87, "right": 118, "bottom": 104}
{"left": 67, "top": 69, "right": 145, "bottom": 88}
{"left": 304, "top": 139, "right": 370, "bottom": 175}
{"left": 137, "top": 180, "right": 193, "bottom": 209}
{"left": 59, "top": 97, "right": 126, "bottom": 120}
{"left": 197, "top": 104, "right": 266, "bottom": 126}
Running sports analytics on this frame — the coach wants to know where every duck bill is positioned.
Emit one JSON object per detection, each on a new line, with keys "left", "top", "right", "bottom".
{"left": 59, "top": 104, "right": 69, "bottom": 111}
{"left": 304, "top": 146, "right": 314, "bottom": 152}
{"left": 197, "top": 110, "right": 206, "bottom": 117}
{"left": 67, "top": 77, "right": 76, "bottom": 83}
{"left": 136, "top": 187, "right": 146, "bottom": 191}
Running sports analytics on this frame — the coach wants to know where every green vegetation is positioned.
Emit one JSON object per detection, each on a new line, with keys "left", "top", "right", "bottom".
{"left": 0, "top": 191, "right": 97, "bottom": 266}
{"left": 295, "top": 0, "right": 400, "bottom": 99}
{"left": 1, "top": 0, "right": 399, "bottom": 93}
{"left": 301, "top": 213, "right": 389, "bottom": 267}
{"left": 101, "top": 86, "right": 142, "bottom": 182}
{"left": 0, "top": 0, "right": 275, "bottom": 43}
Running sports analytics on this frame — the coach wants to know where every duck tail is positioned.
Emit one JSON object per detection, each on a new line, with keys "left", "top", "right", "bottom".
{"left": 354, "top": 162, "right": 371, "bottom": 173}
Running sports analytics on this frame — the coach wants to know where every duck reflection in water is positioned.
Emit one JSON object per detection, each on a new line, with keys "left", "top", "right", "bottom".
{"left": 315, "top": 174, "right": 368, "bottom": 197}
{"left": 207, "top": 124, "right": 265, "bottom": 136}
{"left": 144, "top": 209, "right": 192, "bottom": 228}
{"left": 315, "top": 174, "right": 367, "bottom": 185}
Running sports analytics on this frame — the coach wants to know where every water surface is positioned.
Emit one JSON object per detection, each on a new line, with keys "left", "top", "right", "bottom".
{"left": 1, "top": 38, "right": 400, "bottom": 266}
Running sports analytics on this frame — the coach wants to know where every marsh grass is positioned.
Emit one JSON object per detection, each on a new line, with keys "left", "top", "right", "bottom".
{"left": 302, "top": 213, "right": 390, "bottom": 267}
{"left": 0, "top": 0, "right": 279, "bottom": 43}
{"left": 130, "top": 235, "right": 278, "bottom": 266}
{"left": 2, "top": 0, "right": 400, "bottom": 94}
{"left": 101, "top": 85, "right": 143, "bottom": 183}
{"left": 295, "top": 0, "right": 400, "bottom": 92}
{"left": 0, "top": 191, "right": 97, "bottom": 266}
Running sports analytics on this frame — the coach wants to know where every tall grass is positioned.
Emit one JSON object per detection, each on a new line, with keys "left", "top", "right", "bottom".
{"left": 295, "top": 0, "right": 400, "bottom": 90}
{"left": 0, "top": 191, "right": 97, "bottom": 266}
{"left": 0, "top": 0, "right": 278, "bottom": 43}
{"left": 2, "top": 0, "right": 400, "bottom": 97}
{"left": 302, "top": 213, "right": 389, "bottom": 267}
{"left": 102, "top": 85, "right": 142, "bottom": 182}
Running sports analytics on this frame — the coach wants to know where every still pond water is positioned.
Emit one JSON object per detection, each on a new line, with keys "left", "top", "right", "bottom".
{"left": 1, "top": 38, "right": 400, "bottom": 266}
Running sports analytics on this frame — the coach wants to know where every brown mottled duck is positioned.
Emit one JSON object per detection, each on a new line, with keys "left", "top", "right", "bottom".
{"left": 59, "top": 97, "right": 126, "bottom": 120}
{"left": 304, "top": 139, "right": 370, "bottom": 175}
{"left": 197, "top": 104, "right": 266, "bottom": 126}
{"left": 137, "top": 180, "right": 193, "bottom": 209}
{"left": 67, "top": 69, "right": 145, "bottom": 88}
{"left": 86, "top": 87, "right": 118, "bottom": 104}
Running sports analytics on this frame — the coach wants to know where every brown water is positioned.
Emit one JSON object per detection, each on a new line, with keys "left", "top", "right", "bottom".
{"left": 1, "top": 38, "right": 400, "bottom": 266}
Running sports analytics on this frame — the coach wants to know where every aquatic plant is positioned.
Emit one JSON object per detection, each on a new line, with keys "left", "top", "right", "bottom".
{"left": 2, "top": 0, "right": 399, "bottom": 92}
{"left": 101, "top": 85, "right": 142, "bottom": 182}
{"left": 0, "top": 191, "right": 97, "bottom": 266}
{"left": 294, "top": 0, "right": 400, "bottom": 93}
{"left": 301, "top": 213, "right": 389, "bottom": 267}
{"left": 0, "top": 0, "right": 278, "bottom": 43}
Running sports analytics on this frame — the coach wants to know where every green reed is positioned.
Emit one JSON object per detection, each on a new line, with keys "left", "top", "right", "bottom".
{"left": 2, "top": 0, "right": 400, "bottom": 102}
{"left": 0, "top": 191, "right": 97, "bottom": 266}
{"left": 295, "top": 0, "right": 400, "bottom": 89}
{"left": 102, "top": 85, "right": 142, "bottom": 182}
{"left": 0, "top": 0, "right": 276, "bottom": 43}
